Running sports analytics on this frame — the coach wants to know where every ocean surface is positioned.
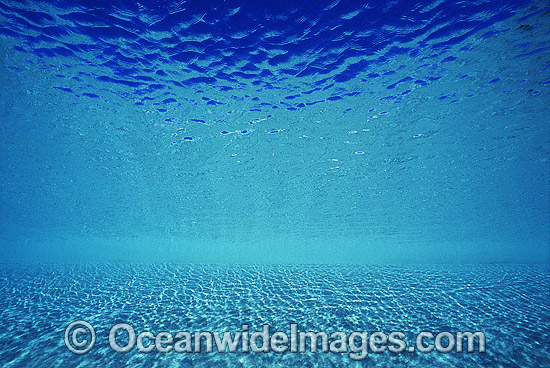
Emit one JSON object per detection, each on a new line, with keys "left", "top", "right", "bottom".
{"left": 0, "top": 0, "right": 549, "bottom": 366}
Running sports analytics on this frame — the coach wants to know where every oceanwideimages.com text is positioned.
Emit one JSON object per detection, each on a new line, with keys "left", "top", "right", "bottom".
{"left": 65, "top": 321, "right": 486, "bottom": 360}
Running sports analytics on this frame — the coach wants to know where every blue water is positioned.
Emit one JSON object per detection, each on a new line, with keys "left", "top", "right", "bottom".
{"left": 0, "top": 0, "right": 549, "bottom": 366}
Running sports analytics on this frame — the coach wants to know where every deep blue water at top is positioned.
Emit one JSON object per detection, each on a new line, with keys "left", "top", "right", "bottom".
{"left": 0, "top": 0, "right": 541, "bottom": 106}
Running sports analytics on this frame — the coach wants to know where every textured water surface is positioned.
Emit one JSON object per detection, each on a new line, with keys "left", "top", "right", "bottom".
{"left": 0, "top": 0, "right": 547, "bottom": 119}
{"left": 0, "top": 0, "right": 539, "bottom": 103}
{"left": 0, "top": 263, "right": 548, "bottom": 367}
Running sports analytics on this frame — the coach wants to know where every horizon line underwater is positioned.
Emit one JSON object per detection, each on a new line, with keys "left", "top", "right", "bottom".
{"left": 0, "top": 0, "right": 549, "bottom": 367}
